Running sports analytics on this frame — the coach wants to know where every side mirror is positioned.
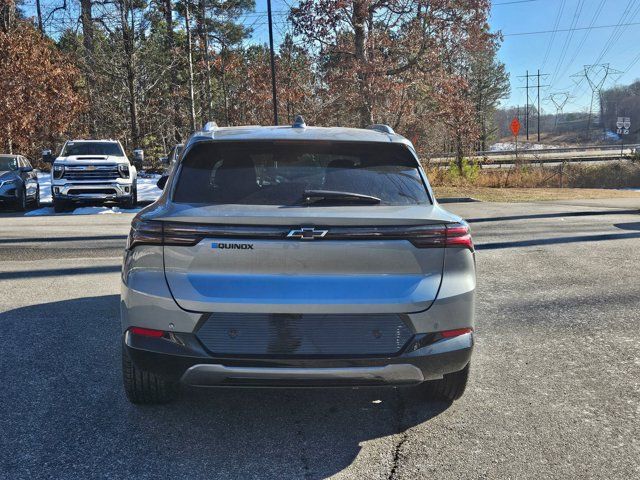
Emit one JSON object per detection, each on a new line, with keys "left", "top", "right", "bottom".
{"left": 19, "top": 166, "right": 33, "bottom": 173}
{"left": 132, "top": 149, "right": 144, "bottom": 170}
{"left": 156, "top": 175, "right": 169, "bottom": 190}
{"left": 160, "top": 156, "right": 169, "bottom": 165}
{"left": 42, "top": 149, "right": 53, "bottom": 163}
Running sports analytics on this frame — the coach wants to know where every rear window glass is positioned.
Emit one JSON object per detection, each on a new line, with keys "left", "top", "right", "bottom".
{"left": 173, "top": 141, "right": 430, "bottom": 206}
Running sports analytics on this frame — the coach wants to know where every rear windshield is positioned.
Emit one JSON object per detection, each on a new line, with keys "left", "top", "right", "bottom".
{"left": 173, "top": 141, "right": 430, "bottom": 206}
{"left": 61, "top": 142, "right": 124, "bottom": 157}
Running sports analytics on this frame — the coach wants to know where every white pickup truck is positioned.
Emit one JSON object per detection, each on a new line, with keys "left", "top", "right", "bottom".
{"left": 44, "top": 139, "right": 139, "bottom": 212}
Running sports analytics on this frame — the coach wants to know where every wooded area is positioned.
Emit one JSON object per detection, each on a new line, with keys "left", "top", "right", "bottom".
{"left": 0, "top": 0, "right": 510, "bottom": 165}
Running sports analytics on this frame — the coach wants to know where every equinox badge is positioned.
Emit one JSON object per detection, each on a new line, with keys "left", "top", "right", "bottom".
{"left": 287, "top": 227, "right": 328, "bottom": 240}
{"left": 212, "top": 243, "right": 254, "bottom": 249}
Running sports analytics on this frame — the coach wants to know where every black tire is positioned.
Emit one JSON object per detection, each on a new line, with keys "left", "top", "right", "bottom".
{"left": 53, "top": 198, "right": 67, "bottom": 213}
{"left": 32, "top": 186, "right": 41, "bottom": 209}
{"left": 418, "top": 363, "right": 470, "bottom": 402}
{"left": 16, "top": 187, "right": 27, "bottom": 212}
{"left": 120, "top": 182, "right": 137, "bottom": 209}
{"left": 122, "top": 345, "right": 178, "bottom": 404}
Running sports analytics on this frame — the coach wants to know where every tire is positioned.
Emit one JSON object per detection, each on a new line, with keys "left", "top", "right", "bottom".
{"left": 32, "top": 186, "right": 41, "bottom": 209}
{"left": 53, "top": 198, "right": 68, "bottom": 213}
{"left": 122, "top": 345, "right": 178, "bottom": 405}
{"left": 16, "top": 187, "right": 27, "bottom": 212}
{"left": 120, "top": 182, "right": 137, "bottom": 209}
{"left": 418, "top": 363, "right": 470, "bottom": 402}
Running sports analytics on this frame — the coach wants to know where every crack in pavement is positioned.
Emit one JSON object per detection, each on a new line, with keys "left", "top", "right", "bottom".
{"left": 388, "top": 390, "right": 409, "bottom": 480}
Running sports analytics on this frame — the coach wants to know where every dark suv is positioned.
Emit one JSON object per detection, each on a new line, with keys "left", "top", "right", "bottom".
{"left": 0, "top": 154, "right": 40, "bottom": 211}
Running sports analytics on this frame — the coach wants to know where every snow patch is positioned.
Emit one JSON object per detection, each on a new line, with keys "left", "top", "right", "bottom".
{"left": 489, "top": 142, "right": 560, "bottom": 151}
{"left": 24, "top": 206, "right": 142, "bottom": 216}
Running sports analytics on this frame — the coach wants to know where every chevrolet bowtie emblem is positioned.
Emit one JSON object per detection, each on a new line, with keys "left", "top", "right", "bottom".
{"left": 287, "top": 227, "right": 329, "bottom": 240}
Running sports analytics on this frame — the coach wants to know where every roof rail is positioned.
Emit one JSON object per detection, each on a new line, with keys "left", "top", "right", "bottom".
{"left": 292, "top": 115, "right": 306, "bottom": 128}
{"left": 366, "top": 124, "right": 395, "bottom": 135}
{"left": 203, "top": 121, "right": 219, "bottom": 132}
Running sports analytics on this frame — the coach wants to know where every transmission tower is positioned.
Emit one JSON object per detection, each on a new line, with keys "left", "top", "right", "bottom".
{"left": 570, "top": 64, "right": 623, "bottom": 140}
{"left": 547, "top": 92, "right": 572, "bottom": 130}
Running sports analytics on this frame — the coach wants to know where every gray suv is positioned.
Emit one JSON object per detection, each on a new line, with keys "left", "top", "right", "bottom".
{"left": 121, "top": 119, "right": 476, "bottom": 404}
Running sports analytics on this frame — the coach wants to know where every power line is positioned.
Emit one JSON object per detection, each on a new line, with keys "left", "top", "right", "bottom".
{"left": 552, "top": 0, "right": 607, "bottom": 88}
{"left": 548, "top": 0, "right": 584, "bottom": 88}
{"left": 503, "top": 20, "right": 640, "bottom": 36}
{"left": 493, "top": 0, "right": 542, "bottom": 5}
{"left": 540, "top": 0, "right": 566, "bottom": 71}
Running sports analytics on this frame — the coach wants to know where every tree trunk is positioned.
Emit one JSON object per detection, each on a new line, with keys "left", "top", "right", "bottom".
{"left": 120, "top": 0, "right": 139, "bottom": 146}
{"left": 352, "top": 0, "right": 372, "bottom": 127}
{"left": 184, "top": 0, "right": 197, "bottom": 132}
{"left": 1, "top": 0, "right": 17, "bottom": 32}
{"left": 162, "top": 0, "right": 182, "bottom": 142}
{"left": 197, "top": 0, "right": 213, "bottom": 122}
{"left": 220, "top": 47, "right": 230, "bottom": 125}
{"left": 80, "top": 0, "right": 96, "bottom": 136}
{"left": 35, "top": 0, "right": 43, "bottom": 33}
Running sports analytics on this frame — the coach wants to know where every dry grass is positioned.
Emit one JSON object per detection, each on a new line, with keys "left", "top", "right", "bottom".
{"left": 433, "top": 186, "right": 640, "bottom": 203}
{"left": 426, "top": 160, "right": 640, "bottom": 189}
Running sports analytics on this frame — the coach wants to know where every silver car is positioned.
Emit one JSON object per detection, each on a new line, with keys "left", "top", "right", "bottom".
{"left": 121, "top": 118, "right": 476, "bottom": 404}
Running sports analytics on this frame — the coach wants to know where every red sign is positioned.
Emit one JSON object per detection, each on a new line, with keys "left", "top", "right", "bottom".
{"left": 510, "top": 118, "right": 521, "bottom": 137}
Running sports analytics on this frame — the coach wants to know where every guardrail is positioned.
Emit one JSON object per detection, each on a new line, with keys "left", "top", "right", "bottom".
{"left": 428, "top": 143, "right": 640, "bottom": 159}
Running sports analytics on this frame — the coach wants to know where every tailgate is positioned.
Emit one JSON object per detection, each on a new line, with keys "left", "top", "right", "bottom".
{"left": 162, "top": 222, "right": 445, "bottom": 314}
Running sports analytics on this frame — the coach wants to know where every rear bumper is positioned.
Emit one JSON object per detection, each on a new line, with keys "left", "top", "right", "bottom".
{"left": 124, "top": 330, "right": 473, "bottom": 387}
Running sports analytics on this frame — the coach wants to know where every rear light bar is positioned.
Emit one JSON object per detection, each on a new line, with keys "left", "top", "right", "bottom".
{"left": 127, "top": 220, "right": 474, "bottom": 251}
{"left": 441, "top": 328, "right": 473, "bottom": 338}
{"left": 128, "top": 326, "right": 166, "bottom": 337}
{"left": 406, "top": 327, "right": 474, "bottom": 352}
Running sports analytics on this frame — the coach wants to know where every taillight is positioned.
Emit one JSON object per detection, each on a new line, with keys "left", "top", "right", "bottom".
{"left": 445, "top": 222, "right": 474, "bottom": 251}
{"left": 127, "top": 218, "right": 163, "bottom": 249}
{"left": 129, "top": 326, "right": 166, "bottom": 337}
{"left": 126, "top": 219, "right": 203, "bottom": 249}
{"left": 409, "top": 222, "right": 473, "bottom": 251}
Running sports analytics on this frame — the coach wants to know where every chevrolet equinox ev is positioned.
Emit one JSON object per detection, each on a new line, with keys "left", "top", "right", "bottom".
{"left": 121, "top": 118, "right": 476, "bottom": 404}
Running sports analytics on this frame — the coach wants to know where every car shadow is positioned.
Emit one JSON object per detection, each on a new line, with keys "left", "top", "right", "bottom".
{"left": 0, "top": 295, "right": 449, "bottom": 479}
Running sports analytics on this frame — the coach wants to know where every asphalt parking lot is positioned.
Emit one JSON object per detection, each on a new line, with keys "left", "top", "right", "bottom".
{"left": 1, "top": 199, "right": 639, "bottom": 479}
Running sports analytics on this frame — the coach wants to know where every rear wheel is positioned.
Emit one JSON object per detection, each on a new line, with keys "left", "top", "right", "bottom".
{"left": 417, "top": 363, "right": 470, "bottom": 402}
{"left": 122, "top": 345, "right": 178, "bottom": 404}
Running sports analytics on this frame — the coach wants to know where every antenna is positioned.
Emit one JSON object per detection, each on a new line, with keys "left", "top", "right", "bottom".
{"left": 203, "top": 121, "right": 218, "bottom": 132}
{"left": 292, "top": 115, "right": 306, "bottom": 128}
{"left": 366, "top": 124, "right": 395, "bottom": 135}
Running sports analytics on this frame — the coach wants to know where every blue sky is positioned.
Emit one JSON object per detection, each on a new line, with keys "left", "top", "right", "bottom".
{"left": 490, "top": 0, "right": 640, "bottom": 112}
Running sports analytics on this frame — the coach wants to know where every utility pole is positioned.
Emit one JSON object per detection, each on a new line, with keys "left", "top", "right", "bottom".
{"left": 266, "top": 0, "right": 278, "bottom": 125}
{"left": 526, "top": 71, "right": 529, "bottom": 140}
{"left": 519, "top": 70, "right": 549, "bottom": 143}
{"left": 537, "top": 69, "right": 541, "bottom": 141}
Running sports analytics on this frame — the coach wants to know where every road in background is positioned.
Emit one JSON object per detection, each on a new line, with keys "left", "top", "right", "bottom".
{"left": 0, "top": 199, "right": 639, "bottom": 479}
